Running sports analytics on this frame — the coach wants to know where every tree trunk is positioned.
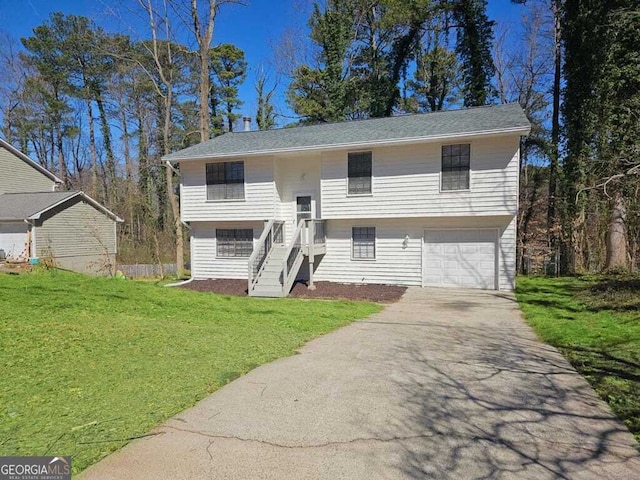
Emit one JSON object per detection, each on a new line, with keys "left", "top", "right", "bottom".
{"left": 56, "top": 123, "right": 67, "bottom": 187}
{"left": 121, "top": 107, "right": 132, "bottom": 181}
{"left": 192, "top": 0, "right": 216, "bottom": 142}
{"left": 96, "top": 93, "right": 116, "bottom": 205}
{"left": 604, "top": 191, "right": 628, "bottom": 271}
{"left": 86, "top": 99, "right": 98, "bottom": 198}
{"left": 163, "top": 89, "right": 185, "bottom": 277}
{"left": 199, "top": 48, "right": 211, "bottom": 140}
{"left": 548, "top": 0, "right": 561, "bottom": 274}
{"left": 137, "top": 102, "right": 150, "bottom": 202}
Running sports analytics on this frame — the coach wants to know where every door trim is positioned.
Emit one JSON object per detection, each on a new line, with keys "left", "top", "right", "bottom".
{"left": 421, "top": 227, "right": 500, "bottom": 290}
{"left": 292, "top": 191, "right": 318, "bottom": 223}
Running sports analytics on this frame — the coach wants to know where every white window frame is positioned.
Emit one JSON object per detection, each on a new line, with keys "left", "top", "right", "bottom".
{"left": 351, "top": 226, "right": 376, "bottom": 261}
{"left": 440, "top": 143, "right": 471, "bottom": 193}
{"left": 346, "top": 151, "right": 374, "bottom": 197}
{"left": 215, "top": 228, "right": 254, "bottom": 258}
{"left": 206, "top": 160, "right": 246, "bottom": 202}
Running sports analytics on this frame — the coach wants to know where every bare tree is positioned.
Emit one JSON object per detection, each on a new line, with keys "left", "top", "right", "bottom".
{"left": 494, "top": 1, "right": 555, "bottom": 273}
{"left": 137, "top": 0, "right": 185, "bottom": 276}
{"left": 168, "top": 0, "right": 246, "bottom": 142}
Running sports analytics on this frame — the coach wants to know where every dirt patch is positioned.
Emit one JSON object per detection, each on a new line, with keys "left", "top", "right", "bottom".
{"left": 180, "top": 279, "right": 406, "bottom": 303}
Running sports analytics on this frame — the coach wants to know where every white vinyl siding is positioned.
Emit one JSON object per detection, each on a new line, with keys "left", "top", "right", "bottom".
{"left": 181, "top": 158, "right": 275, "bottom": 222}
{"left": 189, "top": 217, "right": 515, "bottom": 289}
{"left": 499, "top": 215, "right": 517, "bottom": 290}
{"left": 190, "top": 221, "right": 263, "bottom": 279}
{"left": 321, "top": 135, "right": 519, "bottom": 218}
{"left": 313, "top": 217, "right": 515, "bottom": 289}
{"left": 274, "top": 155, "right": 321, "bottom": 243}
{"left": 314, "top": 219, "right": 423, "bottom": 286}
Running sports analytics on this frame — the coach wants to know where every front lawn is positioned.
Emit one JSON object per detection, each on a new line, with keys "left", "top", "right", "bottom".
{"left": 516, "top": 275, "right": 640, "bottom": 442}
{"left": 0, "top": 270, "right": 380, "bottom": 473}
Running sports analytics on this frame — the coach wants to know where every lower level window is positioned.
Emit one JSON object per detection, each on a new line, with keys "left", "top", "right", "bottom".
{"left": 216, "top": 229, "right": 253, "bottom": 257}
{"left": 352, "top": 227, "right": 375, "bottom": 259}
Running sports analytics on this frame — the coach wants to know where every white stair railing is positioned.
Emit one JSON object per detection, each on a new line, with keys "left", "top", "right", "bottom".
{"left": 311, "top": 219, "right": 326, "bottom": 245}
{"left": 248, "top": 220, "right": 285, "bottom": 293}
{"left": 281, "top": 219, "right": 306, "bottom": 295}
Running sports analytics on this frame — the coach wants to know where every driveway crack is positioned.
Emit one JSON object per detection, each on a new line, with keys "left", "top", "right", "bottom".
{"left": 162, "top": 424, "right": 436, "bottom": 449}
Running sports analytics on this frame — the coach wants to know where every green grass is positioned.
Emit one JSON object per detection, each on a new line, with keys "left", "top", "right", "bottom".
{"left": 0, "top": 270, "right": 380, "bottom": 473}
{"left": 516, "top": 275, "right": 640, "bottom": 442}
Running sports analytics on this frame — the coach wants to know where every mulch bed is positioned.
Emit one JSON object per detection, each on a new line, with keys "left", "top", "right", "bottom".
{"left": 180, "top": 279, "right": 406, "bottom": 303}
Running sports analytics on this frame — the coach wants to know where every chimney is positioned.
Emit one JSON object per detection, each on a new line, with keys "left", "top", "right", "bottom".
{"left": 242, "top": 116, "right": 251, "bottom": 132}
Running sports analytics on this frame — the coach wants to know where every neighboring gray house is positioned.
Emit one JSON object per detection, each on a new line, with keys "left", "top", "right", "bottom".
{"left": 165, "top": 103, "right": 530, "bottom": 297}
{"left": 0, "top": 138, "right": 123, "bottom": 274}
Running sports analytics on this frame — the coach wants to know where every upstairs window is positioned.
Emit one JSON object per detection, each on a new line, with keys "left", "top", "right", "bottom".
{"left": 348, "top": 152, "right": 372, "bottom": 195}
{"left": 206, "top": 161, "right": 245, "bottom": 200}
{"left": 216, "top": 228, "right": 253, "bottom": 257}
{"left": 441, "top": 144, "right": 470, "bottom": 191}
{"left": 352, "top": 227, "right": 376, "bottom": 260}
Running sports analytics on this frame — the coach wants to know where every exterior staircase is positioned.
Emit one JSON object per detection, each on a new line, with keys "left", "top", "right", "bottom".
{"left": 249, "top": 245, "right": 288, "bottom": 297}
{"left": 248, "top": 219, "right": 326, "bottom": 298}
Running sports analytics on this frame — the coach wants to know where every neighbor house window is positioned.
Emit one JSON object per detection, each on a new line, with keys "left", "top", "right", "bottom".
{"left": 352, "top": 227, "right": 376, "bottom": 259}
{"left": 216, "top": 229, "right": 253, "bottom": 257}
{"left": 441, "top": 144, "right": 470, "bottom": 191}
{"left": 348, "top": 151, "right": 372, "bottom": 195}
{"left": 206, "top": 161, "right": 245, "bottom": 200}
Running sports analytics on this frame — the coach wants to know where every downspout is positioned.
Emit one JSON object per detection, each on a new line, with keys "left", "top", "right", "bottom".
{"left": 164, "top": 160, "right": 195, "bottom": 288}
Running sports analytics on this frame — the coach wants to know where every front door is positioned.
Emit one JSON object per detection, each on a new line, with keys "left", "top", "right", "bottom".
{"left": 295, "top": 194, "right": 316, "bottom": 243}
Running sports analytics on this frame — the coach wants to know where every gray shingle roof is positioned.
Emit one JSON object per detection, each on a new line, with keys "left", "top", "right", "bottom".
{"left": 165, "top": 103, "right": 530, "bottom": 161}
{"left": 0, "top": 191, "right": 78, "bottom": 221}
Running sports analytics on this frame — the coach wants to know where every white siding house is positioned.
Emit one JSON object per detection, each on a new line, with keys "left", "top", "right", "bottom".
{"left": 165, "top": 104, "right": 530, "bottom": 295}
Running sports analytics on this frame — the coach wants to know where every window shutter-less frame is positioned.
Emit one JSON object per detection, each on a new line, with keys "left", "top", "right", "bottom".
{"left": 441, "top": 144, "right": 470, "bottom": 191}
{"left": 352, "top": 226, "right": 375, "bottom": 259}
{"left": 348, "top": 152, "right": 372, "bottom": 195}
{"left": 216, "top": 228, "right": 253, "bottom": 257}
{"left": 206, "top": 161, "right": 245, "bottom": 200}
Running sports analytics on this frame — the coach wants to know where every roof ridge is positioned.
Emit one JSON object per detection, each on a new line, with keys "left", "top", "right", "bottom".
{"left": 226, "top": 102, "right": 522, "bottom": 135}
{"left": 164, "top": 102, "right": 530, "bottom": 161}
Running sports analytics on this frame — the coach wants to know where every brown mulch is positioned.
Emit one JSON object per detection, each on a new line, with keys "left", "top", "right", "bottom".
{"left": 180, "top": 279, "right": 406, "bottom": 303}
{"left": 181, "top": 279, "right": 248, "bottom": 296}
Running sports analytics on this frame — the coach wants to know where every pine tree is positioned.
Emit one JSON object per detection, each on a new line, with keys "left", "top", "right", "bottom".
{"left": 452, "top": 0, "right": 496, "bottom": 106}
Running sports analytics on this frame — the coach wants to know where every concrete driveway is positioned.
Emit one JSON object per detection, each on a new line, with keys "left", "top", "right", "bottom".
{"left": 81, "top": 288, "right": 640, "bottom": 479}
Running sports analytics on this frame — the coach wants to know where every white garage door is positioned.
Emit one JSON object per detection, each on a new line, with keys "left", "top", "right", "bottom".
{"left": 0, "top": 222, "right": 28, "bottom": 258}
{"left": 424, "top": 229, "right": 497, "bottom": 289}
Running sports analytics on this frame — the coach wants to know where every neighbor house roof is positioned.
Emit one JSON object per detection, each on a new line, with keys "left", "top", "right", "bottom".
{"left": 0, "top": 138, "right": 63, "bottom": 184}
{"left": 0, "top": 191, "right": 124, "bottom": 222}
{"left": 164, "top": 103, "right": 531, "bottom": 161}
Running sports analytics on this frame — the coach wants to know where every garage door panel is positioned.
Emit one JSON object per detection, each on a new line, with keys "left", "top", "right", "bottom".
{"left": 424, "top": 229, "right": 497, "bottom": 290}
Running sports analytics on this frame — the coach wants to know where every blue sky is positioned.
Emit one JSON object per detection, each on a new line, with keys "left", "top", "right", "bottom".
{"left": 0, "top": 0, "right": 524, "bottom": 126}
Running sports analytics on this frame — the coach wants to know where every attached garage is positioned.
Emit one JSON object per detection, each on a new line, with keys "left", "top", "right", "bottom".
{"left": 423, "top": 229, "right": 498, "bottom": 289}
